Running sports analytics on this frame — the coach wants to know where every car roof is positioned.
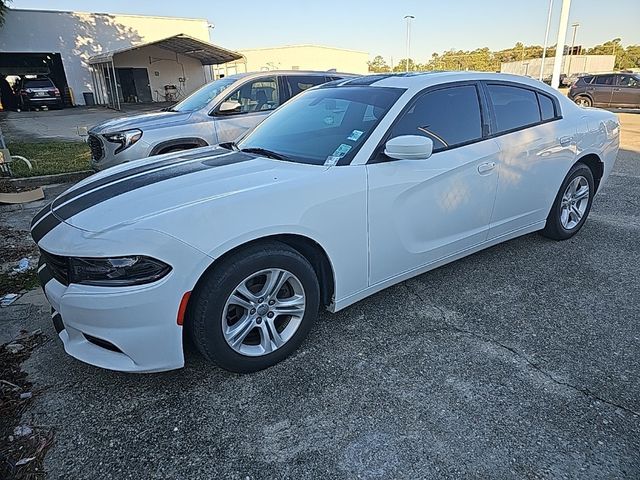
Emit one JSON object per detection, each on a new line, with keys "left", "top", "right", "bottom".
{"left": 226, "top": 70, "right": 358, "bottom": 82}
{"left": 327, "top": 71, "right": 564, "bottom": 94}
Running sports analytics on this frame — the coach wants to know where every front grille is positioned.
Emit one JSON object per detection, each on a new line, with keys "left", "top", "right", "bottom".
{"left": 40, "top": 249, "right": 69, "bottom": 286}
{"left": 87, "top": 134, "right": 104, "bottom": 161}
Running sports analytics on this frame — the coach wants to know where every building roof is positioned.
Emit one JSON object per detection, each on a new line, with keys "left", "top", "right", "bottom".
{"left": 88, "top": 34, "right": 244, "bottom": 66}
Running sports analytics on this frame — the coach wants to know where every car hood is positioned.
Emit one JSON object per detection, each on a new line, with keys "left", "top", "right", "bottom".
{"left": 89, "top": 110, "right": 193, "bottom": 134}
{"left": 40, "top": 147, "right": 327, "bottom": 235}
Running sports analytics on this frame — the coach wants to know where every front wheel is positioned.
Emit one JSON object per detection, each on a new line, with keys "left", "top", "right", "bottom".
{"left": 541, "top": 162, "right": 594, "bottom": 240}
{"left": 189, "top": 242, "right": 320, "bottom": 373}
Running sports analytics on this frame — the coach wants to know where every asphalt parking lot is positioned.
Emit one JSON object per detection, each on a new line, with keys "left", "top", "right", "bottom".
{"left": 1, "top": 113, "right": 639, "bottom": 479}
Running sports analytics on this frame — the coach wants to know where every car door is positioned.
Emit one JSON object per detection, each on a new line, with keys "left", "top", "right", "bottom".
{"left": 483, "top": 82, "right": 576, "bottom": 239}
{"left": 367, "top": 83, "right": 500, "bottom": 284}
{"left": 213, "top": 75, "right": 282, "bottom": 142}
{"left": 611, "top": 74, "right": 640, "bottom": 108}
{"left": 590, "top": 75, "right": 615, "bottom": 106}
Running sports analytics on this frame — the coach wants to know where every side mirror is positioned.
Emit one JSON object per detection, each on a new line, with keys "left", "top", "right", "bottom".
{"left": 217, "top": 100, "right": 242, "bottom": 115}
{"left": 384, "top": 135, "right": 433, "bottom": 160}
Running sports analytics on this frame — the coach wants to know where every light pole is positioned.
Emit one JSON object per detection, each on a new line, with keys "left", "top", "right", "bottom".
{"left": 540, "top": 0, "right": 554, "bottom": 81}
{"left": 404, "top": 15, "right": 415, "bottom": 73}
{"left": 551, "top": 0, "right": 571, "bottom": 89}
{"left": 566, "top": 22, "right": 580, "bottom": 75}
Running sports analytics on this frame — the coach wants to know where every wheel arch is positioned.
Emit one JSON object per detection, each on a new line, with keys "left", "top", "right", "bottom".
{"left": 150, "top": 137, "right": 208, "bottom": 156}
{"left": 576, "top": 152, "right": 604, "bottom": 191}
{"left": 189, "top": 233, "right": 336, "bottom": 312}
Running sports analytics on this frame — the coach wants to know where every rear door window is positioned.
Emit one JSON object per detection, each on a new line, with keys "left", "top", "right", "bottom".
{"left": 286, "top": 75, "right": 327, "bottom": 97}
{"left": 487, "top": 84, "right": 541, "bottom": 133}
{"left": 594, "top": 75, "right": 615, "bottom": 85}
{"left": 389, "top": 84, "right": 483, "bottom": 151}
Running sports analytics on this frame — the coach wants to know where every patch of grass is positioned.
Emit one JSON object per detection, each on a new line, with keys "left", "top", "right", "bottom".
{"left": 0, "top": 271, "right": 39, "bottom": 297}
{"left": 7, "top": 141, "right": 91, "bottom": 178}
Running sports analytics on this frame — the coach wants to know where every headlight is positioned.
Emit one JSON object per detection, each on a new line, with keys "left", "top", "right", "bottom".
{"left": 103, "top": 129, "right": 142, "bottom": 154}
{"left": 68, "top": 256, "right": 171, "bottom": 286}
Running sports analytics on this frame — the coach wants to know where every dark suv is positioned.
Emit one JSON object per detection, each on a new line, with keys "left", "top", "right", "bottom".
{"left": 16, "top": 76, "right": 63, "bottom": 111}
{"left": 569, "top": 73, "right": 640, "bottom": 108}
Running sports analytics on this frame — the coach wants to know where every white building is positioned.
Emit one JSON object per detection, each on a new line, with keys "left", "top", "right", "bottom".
{"left": 500, "top": 55, "right": 616, "bottom": 78}
{"left": 237, "top": 45, "right": 369, "bottom": 75}
{"left": 0, "top": 8, "right": 242, "bottom": 107}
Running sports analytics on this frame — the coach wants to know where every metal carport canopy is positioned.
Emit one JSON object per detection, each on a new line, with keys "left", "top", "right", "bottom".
{"left": 88, "top": 34, "right": 244, "bottom": 65}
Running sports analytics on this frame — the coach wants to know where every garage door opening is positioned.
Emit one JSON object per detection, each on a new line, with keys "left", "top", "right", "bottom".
{"left": 0, "top": 52, "right": 71, "bottom": 110}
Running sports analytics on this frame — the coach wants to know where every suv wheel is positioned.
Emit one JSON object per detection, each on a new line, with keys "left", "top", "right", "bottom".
{"left": 574, "top": 96, "right": 592, "bottom": 108}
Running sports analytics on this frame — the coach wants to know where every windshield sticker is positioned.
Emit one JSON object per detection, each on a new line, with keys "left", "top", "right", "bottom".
{"left": 332, "top": 143, "right": 352, "bottom": 158}
{"left": 347, "top": 130, "right": 364, "bottom": 141}
{"left": 325, "top": 156, "right": 340, "bottom": 166}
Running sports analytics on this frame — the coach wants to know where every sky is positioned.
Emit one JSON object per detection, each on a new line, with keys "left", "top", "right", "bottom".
{"left": 9, "top": 0, "right": 640, "bottom": 62}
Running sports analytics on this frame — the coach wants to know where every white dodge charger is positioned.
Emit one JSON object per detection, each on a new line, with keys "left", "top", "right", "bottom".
{"left": 31, "top": 72, "right": 619, "bottom": 373}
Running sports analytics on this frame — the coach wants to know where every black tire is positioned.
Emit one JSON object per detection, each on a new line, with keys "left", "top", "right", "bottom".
{"left": 574, "top": 95, "right": 592, "bottom": 108}
{"left": 541, "top": 162, "right": 594, "bottom": 240}
{"left": 188, "top": 241, "right": 320, "bottom": 373}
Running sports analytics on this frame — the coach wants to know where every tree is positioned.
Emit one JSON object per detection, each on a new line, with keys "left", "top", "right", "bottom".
{"left": 367, "top": 55, "right": 391, "bottom": 73}
{"left": 0, "top": 0, "right": 10, "bottom": 27}
{"left": 393, "top": 58, "right": 417, "bottom": 72}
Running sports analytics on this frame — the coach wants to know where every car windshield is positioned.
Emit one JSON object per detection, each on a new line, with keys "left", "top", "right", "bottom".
{"left": 237, "top": 86, "right": 404, "bottom": 165}
{"left": 168, "top": 77, "right": 238, "bottom": 112}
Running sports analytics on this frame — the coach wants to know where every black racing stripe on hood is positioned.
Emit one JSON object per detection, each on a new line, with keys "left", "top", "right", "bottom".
{"left": 31, "top": 213, "right": 62, "bottom": 244}
{"left": 31, "top": 202, "right": 52, "bottom": 228}
{"left": 52, "top": 147, "right": 230, "bottom": 209}
{"left": 52, "top": 151, "right": 255, "bottom": 223}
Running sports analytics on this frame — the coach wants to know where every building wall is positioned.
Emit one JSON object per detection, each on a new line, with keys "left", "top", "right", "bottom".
{"left": 0, "top": 9, "right": 210, "bottom": 104}
{"left": 239, "top": 45, "right": 369, "bottom": 74}
{"left": 112, "top": 46, "right": 207, "bottom": 103}
{"left": 500, "top": 55, "right": 616, "bottom": 78}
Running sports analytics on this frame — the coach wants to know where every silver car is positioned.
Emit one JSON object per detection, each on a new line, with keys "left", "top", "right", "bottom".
{"left": 88, "top": 70, "right": 351, "bottom": 170}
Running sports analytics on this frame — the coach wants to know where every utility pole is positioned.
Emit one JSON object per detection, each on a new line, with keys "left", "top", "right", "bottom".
{"left": 540, "top": 0, "right": 554, "bottom": 81}
{"left": 404, "top": 15, "right": 415, "bottom": 73}
{"left": 551, "top": 0, "right": 571, "bottom": 89}
{"left": 566, "top": 22, "right": 580, "bottom": 75}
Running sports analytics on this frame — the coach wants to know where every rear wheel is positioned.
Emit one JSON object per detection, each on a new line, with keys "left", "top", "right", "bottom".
{"left": 574, "top": 96, "right": 592, "bottom": 108}
{"left": 189, "top": 242, "right": 320, "bottom": 373}
{"left": 541, "top": 162, "right": 594, "bottom": 240}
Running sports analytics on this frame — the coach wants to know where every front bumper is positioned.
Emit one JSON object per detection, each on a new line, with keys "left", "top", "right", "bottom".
{"left": 34, "top": 221, "right": 213, "bottom": 373}
{"left": 40, "top": 265, "right": 186, "bottom": 373}
{"left": 89, "top": 133, "right": 151, "bottom": 171}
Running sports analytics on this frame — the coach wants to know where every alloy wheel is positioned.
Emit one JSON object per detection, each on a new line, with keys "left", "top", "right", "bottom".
{"left": 222, "top": 268, "right": 306, "bottom": 356}
{"left": 560, "top": 175, "right": 589, "bottom": 230}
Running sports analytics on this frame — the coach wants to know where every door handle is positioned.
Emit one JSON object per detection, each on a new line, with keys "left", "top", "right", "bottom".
{"left": 477, "top": 162, "right": 496, "bottom": 174}
{"left": 559, "top": 135, "right": 573, "bottom": 147}
{"left": 613, "top": 88, "right": 621, "bottom": 91}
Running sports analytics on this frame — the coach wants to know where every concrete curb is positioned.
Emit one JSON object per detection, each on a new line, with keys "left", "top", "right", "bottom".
{"left": 8, "top": 170, "right": 93, "bottom": 188}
